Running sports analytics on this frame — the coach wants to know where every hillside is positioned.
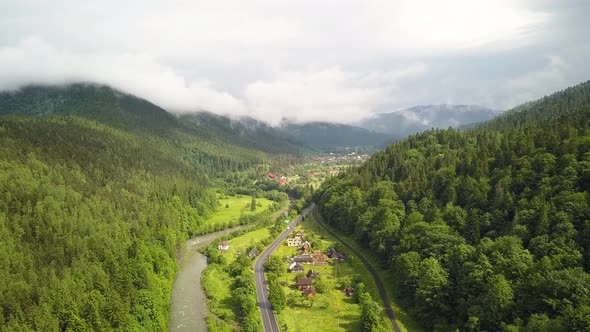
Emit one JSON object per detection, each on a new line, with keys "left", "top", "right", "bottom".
{"left": 278, "top": 121, "right": 393, "bottom": 151}
{"left": 316, "top": 80, "right": 590, "bottom": 331}
{"left": 359, "top": 104, "right": 500, "bottom": 137}
{"left": 0, "top": 84, "right": 307, "bottom": 173}
{"left": 0, "top": 84, "right": 304, "bottom": 331}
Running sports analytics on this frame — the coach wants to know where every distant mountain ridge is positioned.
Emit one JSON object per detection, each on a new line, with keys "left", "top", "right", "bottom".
{"left": 277, "top": 121, "right": 393, "bottom": 151}
{"left": 0, "top": 83, "right": 394, "bottom": 152}
{"left": 0, "top": 83, "right": 307, "bottom": 156}
{"left": 358, "top": 104, "right": 501, "bottom": 137}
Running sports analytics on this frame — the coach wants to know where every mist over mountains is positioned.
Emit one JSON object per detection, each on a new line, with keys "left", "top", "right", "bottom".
{"left": 0, "top": 83, "right": 504, "bottom": 151}
{"left": 358, "top": 104, "right": 502, "bottom": 137}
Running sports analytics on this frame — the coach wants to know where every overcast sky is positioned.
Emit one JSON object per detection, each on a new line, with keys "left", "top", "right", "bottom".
{"left": 1, "top": 0, "right": 589, "bottom": 124}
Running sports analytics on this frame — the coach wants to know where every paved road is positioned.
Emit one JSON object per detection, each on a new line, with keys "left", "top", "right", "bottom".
{"left": 254, "top": 203, "right": 316, "bottom": 332}
{"left": 313, "top": 210, "right": 402, "bottom": 332}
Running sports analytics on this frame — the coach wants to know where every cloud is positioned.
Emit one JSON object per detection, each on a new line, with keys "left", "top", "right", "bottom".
{"left": 244, "top": 65, "right": 427, "bottom": 124}
{"left": 0, "top": 36, "right": 247, "bottom": 115}
{"left": 0, "top": 36, "right": 429, "bottom": 124}
{"left": 0, "top": 1, "right": 588, "bottom": 123}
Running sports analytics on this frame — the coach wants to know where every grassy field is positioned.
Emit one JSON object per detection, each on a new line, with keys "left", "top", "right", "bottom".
{"left": 224, "top": 227, "right": 271, "bottom": 258}
{"left": 201, "top": 194, "right": 278, "bottom": 331}
{"left": 313, "top": 213, "right": 424, "bottom": 332}
{"left": 202, "top": 226, "right": 273, "bottom": 331}
{"left": 272, "top": 216, "right": 391, "bottom": 332}
{"left": 208, "top": 194, "right": 274, "bottom": 226}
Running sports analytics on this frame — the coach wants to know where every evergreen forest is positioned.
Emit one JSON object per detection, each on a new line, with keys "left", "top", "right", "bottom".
{"left": 0, "top": 84, "right": 304, "bottom": 331}
{"left": 316, "top": 81, "right": 590, "bottom": 331}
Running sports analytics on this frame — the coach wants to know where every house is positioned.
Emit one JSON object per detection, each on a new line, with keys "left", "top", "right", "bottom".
{"left": 267, "top": 172, "right": 276, "bottom": 179}
{"left": 327, "top": 248, "right": 346, "bottom": 262}
{"left": 326, "top": 248, "right": 336, "bottom": 257}
{"left": 312, "top": 251, "right": 329, "bottom": 266}
{"left": 218, "top": 241, "right": 229, "bottom": 251}
{"left": 300, "top": 241, "right": 311, "bottom": 253}
{"left": 344, "top": 287, "right": 355, "bottom": 297}
{"left": 287, "top": 237, "right": 303, "bottom": 247}
{"left": 307, "top": 269, "right": 320, "bottom": 278}
{"left": 247, "top": 248, "right": 260, "bottom": 259}
{"left": 333, "top": 251, "right": 346, "bottom": 262}
{"left": 293, "top": 254, "right": 314, "bottom": 264}
{"left": 279, "top": 177, "right": 287, "bottom": 186}
{"left": 296, "top": 277, "right": 313, "bottom": 290}
{"left": 289, "top": 262, "right": 305, "bottom": 273}
{"left": 302, "top": 286, "right": 317, "bottom": 297}
{"left": 287, "top": 231, "right": 304, "bottom": 247}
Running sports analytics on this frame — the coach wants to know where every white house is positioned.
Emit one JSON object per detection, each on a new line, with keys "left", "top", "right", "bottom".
{"left": 218, "top": 241, "right": 229, "bottom": 250}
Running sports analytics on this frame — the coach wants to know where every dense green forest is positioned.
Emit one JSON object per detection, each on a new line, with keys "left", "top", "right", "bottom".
{"left": 0, "top": 84, "right": 304, "bottom": 330}
{"left": 316, "top": 81, "right": 590, "bottom": 331}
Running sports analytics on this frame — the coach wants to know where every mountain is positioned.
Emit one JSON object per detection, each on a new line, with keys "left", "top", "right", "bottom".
{"left": 359, "top": 104, "right": 501, "bottom": 137}
{"left": 277, "top": 121, "right": 393, "bottom": 151}
{"left": 0, "top": 83, "right": 179, "bottom": 133}
{"left": 0, "top": 83, "right": 309, "bottom": 331}
{"left": 0, "top": 84, "right": 307, "bottom": 166}
{"left": 316, "top": 80, "right": 590, "bottom": 331}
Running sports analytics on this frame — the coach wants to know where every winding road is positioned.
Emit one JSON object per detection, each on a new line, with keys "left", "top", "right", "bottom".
{"left": 254, "top": 203, "right": 316, "bottom": 332}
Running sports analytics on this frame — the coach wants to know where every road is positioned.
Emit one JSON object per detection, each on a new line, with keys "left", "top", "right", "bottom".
{"left": 254, "top": 203, "right": 316, "bottom": 332}
{"left": 313, "top": 210, "right": 402, "bottom": 332}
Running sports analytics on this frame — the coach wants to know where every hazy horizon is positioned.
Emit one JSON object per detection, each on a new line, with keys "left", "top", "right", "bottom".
{"left": 1, "top": 0, "right": 589, "bottom": 124}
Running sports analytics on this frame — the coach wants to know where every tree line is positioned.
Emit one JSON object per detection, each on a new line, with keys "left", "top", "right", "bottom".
{"left": 316, "top": 81, "right": 590, "bottom": 331}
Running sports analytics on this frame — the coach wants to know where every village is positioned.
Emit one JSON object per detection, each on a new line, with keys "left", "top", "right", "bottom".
{"left": 217, "top": 228, "right": 351, "bottom": 299}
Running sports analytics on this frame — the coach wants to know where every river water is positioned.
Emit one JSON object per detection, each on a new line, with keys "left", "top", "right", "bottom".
{"left": 168, "top": 225, "right": 251, "bottom": 332}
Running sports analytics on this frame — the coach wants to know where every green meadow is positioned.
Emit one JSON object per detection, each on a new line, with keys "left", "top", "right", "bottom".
{"left": 272, "top": 215, "right": 390, "bottom": 332}
{"left": 208, "top": 193, "right": 275, "bottom": 225}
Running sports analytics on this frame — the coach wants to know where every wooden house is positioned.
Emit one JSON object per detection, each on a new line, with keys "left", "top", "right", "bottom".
{"left": 296, "top": 277, "right": 313, "bottom": 290}
{"left": 289, "top": 262, "right": 305, "bottom": 273}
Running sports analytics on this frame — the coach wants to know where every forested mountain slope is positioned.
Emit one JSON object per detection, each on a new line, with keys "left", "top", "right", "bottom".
{"left": 0, "top": 84, "right": 304, "bottom": 331}
{"left": 0, "top": 84, "right": 306, "bottom": 172}
{"left": 316, "top": 80, "right": 590, "bottom": 331}
{"left": 278, "top": 121, "right": 393, "bottom": 150}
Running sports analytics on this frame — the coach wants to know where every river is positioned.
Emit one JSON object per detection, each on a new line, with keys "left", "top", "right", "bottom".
{"left": 168, "top": 224, "right": 252, "bottom": 332}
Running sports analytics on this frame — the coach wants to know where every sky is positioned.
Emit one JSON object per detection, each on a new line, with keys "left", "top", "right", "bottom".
{"left": 0, "top": 0, "right": 589, "bottom": 124}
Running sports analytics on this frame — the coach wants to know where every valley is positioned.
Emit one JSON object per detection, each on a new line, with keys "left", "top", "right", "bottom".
{"left": 0, "top": 80, "right": 589, "bottom": 332}
{"left": 3, "top": 3, "right": 590, "bottom": 332}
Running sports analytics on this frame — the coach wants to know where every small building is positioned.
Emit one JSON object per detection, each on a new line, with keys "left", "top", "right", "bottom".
{"left": 287, "top": 237, "right": 303, "bottom": 247}
{"left": 247, "top": 248, "right": 260, "bottom": 259}
{"left": 312, "top": 251, "right": 329, "bottom": 266}
{"left": 293, "top": 254, "right": 314, "bottom": 264}
{"left": 218, "top": 241, "right": 229, "bottom": 251}
{"left": 307, "top": 269, "right": 320, "bottom": 278}
{"left": 289, "top": 262, "right": 305, "bottom": 273}
{"left": 267, "top": 172, "right": 276, "bottom": 179}
{"left": 302, "top": 286, "right": 317, "bottom": 297}
{"left": 344, "top": 287, "right": 355, "bottom": 297}
{"left": 300, "top": 241, "right": 311, "bottom": 253}
{"left": 294, "top": 230, "right": 304, "bottom": 238}
{"left": 327, "top": 248, "right": 346, "bottom": 262}
{"left": 296, "top": 278, "right": 313, "bottom": 290}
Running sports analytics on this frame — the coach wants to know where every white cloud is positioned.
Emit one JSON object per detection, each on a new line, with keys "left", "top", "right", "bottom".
{"left": 0, "top": 1, "right": 588, "bottom": 123}
{"left": 0, "top": 36, "right": 247, "bottom": 115}
{"left": 244, "top": 65, "right": 427, "bottom": 124}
